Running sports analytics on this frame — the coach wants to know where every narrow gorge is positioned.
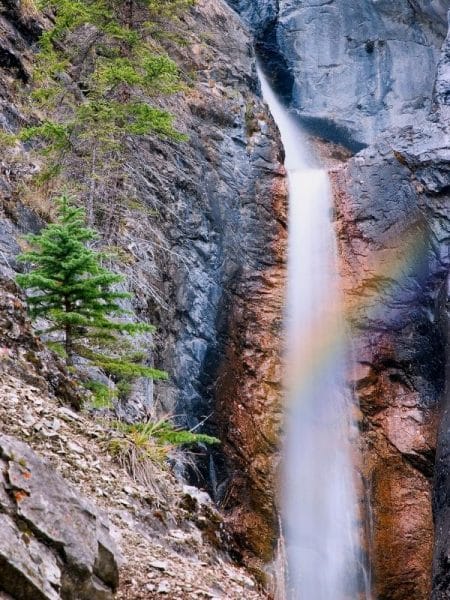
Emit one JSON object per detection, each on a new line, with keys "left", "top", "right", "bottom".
{"left": 0, "top": 0, "right": 449, "bottom": 599}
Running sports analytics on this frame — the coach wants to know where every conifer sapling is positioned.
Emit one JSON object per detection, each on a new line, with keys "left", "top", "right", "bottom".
{"left": 16, "top": 194, "right": 167, "bottom": 383}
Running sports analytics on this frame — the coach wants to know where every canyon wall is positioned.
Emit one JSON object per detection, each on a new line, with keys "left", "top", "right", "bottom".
{"left": 1, "top": 0, "right": 449, "bottom": 595}
{"left": 0, "top": 0, "right": 286, "bottom": 579}
{"left": 228, "top": 0, "right": 450, "bottom": 597}
{"left": 331, "top": 10, "right": 449, "bottom": 599}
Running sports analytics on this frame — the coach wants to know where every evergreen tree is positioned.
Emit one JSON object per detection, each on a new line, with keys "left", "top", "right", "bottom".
{"left": 17, "top": 0, "right": 189, "bottom": 229}
{"left": 16, "top": 194, "right": 166, "bottom": 382}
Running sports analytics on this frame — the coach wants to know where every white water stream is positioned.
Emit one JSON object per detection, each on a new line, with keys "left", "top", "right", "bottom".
{"left": 258, "top": 69, "right": 367, "bottom": 599}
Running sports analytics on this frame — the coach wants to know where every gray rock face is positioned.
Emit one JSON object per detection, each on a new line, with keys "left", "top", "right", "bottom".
{"left": 412, "top": 0, "right": 450, "bottom": 28}
{"left": 286, "top": 1, "right": 443, "bottom": 145}
{"left": 0, "top": 513, "right": 60, "bottom": 600}
{"left": 231, "top": 0, "right": 449, "bottom": 147}
{"left": 0, "top": 0, "right": 42, "bottom": 129}
{"left": 0, "top": 434, "right": 119, "bottom": 600}
{"left": 339, "top": 139, "right": 448, "bottom": 339}
{"left": 118, "top": 1, "right": 286, "bottom": 444}
{"left": 226, "top": 0, "right": 278, "bottom": 33}
{"left": 435, "top": 11, "right": 450, "bottom": 107}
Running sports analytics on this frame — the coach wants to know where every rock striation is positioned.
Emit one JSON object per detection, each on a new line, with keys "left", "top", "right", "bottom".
{"left": 213, "top": 154, "right": 286, "bottom": 568}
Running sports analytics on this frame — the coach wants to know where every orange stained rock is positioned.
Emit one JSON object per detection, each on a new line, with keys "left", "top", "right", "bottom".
{"left": 332, "top": 170, "right": 436, "bottom": 600}
{"left": 13, "top": 489, "right": 29, "bottom": 503}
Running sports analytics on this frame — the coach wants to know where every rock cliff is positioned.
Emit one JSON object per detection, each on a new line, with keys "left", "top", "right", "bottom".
{"left": 0, "top": 0, "right": 287, "bottom": 592}
{"left": 231, "top": 0, "right": 449, "bottom": 148}
{"left": 333, "top": 119, "right": 449, "bottom": 598}
{"left": 228, "top": 0, "right": 450, "bottom": 597}
{"left": 1, "top": 0, "right": 449, "bottom": 597}
{"left": 333, "top": 13, "right": 449, "bottom": 599}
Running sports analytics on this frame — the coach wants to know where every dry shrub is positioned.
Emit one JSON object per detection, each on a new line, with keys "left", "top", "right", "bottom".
{"left": 20, "top": 0, "right": 40, "bottom": 18}
{"left": 20, "top": 187, "right": 59, "bottom": 221}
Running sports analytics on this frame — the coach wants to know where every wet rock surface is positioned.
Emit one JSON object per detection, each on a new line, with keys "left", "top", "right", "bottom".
{"left": 231, "top": 0, "right": 450, "bottom": 596}
{"left": 213, "top": 163, "right": 286, "bottom": 569}
{"left": 331, "top": 28, "right": 450, "bottom": 600}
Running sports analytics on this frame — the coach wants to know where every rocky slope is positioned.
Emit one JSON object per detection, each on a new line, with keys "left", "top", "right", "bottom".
{"left": 228, "top": 0, "right": 450, "bottom": 598}
{"left": 0, "top": 0, "right": 287, "bottom": 592}
{"left": 0, "top": 278, "right": 266, "bottom": 599}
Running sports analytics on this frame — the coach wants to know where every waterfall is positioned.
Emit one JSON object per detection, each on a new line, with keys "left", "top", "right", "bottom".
{"left": 258, "top": 68, "right": 368, "bottom": 599}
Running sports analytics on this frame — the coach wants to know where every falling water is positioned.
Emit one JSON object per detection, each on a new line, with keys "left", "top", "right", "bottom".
{"left": 258, "top": 68, "right": 367, "bottom": 599}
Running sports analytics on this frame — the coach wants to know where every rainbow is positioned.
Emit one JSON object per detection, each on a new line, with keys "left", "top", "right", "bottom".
{"left": 286, "top": 192, "right": 431, "bottom": 401}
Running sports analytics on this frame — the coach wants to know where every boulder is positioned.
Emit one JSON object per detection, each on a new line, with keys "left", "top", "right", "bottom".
{"left": 0, "top": 434, "right": 120, "bottom": 600}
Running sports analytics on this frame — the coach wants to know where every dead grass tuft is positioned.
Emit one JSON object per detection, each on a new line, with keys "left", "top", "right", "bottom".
{"left": 20, "top": 0, "right": 40, "bottom": 18}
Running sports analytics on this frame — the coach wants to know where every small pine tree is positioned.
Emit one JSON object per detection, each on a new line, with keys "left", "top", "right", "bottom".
{"left": 16, "top": 194, "right": 167, "bottom": 382}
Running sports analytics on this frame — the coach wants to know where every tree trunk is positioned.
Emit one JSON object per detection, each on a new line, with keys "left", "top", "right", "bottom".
{"left": 64, "top": 297, "right": 73, "bottom": 366}
{"left": 65, "top": 324, "right": 73, "bottom": 366}
{"left": 125, "top": 0, "right": 133, "bottom": 27}
{"left": 86, "top": 147, "right": 96, "bottom": 226}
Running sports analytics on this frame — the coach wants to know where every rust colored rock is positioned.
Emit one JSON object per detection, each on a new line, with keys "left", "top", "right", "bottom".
{"left": 331, "top": 123, "right": 449, "bottom": 599}
{"left": 214, "top": 146, "right": 287, "bottom": 570}
{"left": 352, "top": 340, "right": 436, "bottom": 599}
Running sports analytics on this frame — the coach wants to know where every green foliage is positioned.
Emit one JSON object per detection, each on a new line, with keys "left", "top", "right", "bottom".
{"left": 93, "top": 51, "right": 182, "bottom": 95}
{"left": 84, "top": 380, "right": 116, "bottom": 408}
{"left": 45, "top": 340, "right": 67, "bottom": 357}
{"left": 107, "top": 417, "right": 220, "bottom": 481}
{"left": 0, "top": 131, "right": 17, "bottom": 148}
{"left": 155, "top": 427, "right": 220, "bottom": 446}
{"left": 16, "top": 194, "right": 167, "bottom": 385}
{"left": 145, "top": 0, "right": 196, "bottom": 18}
{"left": 79, "top": 347, "right": 168, "bottom": 380}
{"left": 118, "top": 419, "right": 220, "bottom": 447}
{"left": 20, "top": 122, "right": 71, "bottom": 152}
{"left": 20, "top": 0, "right": 191, "bottom": 219}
